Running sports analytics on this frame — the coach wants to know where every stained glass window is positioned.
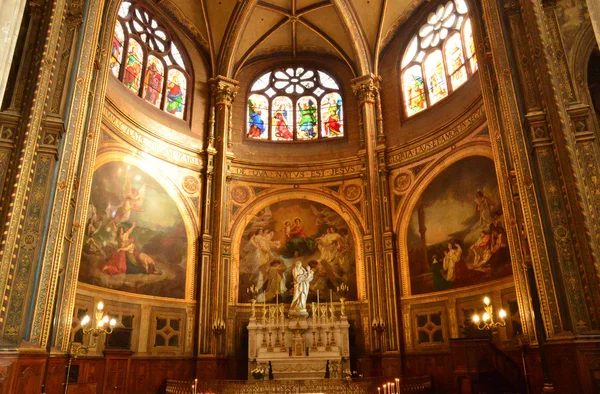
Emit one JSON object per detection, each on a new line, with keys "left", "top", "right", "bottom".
{"left": 110, "top": 22, "right": 125, "bottom": 77}
{"left": 424, "top": 50, "right": 448, "bottom": 104}
{"left": 247, "top": 94, "right": 269, "bottom": 139}
{"left": 401, "top": 0, "right": 478, "bottom": 116}
{"left": 247, "top": 67, "right": 343, "bottom": 141}
{"left": 110, "top": 1, "right": 191, "bottom": 120}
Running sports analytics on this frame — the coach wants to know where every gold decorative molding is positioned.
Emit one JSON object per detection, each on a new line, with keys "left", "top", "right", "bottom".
{"left": 387, "top": 102, "right": 486, "bottom": 168}
{"left": 228, "top": 189, "right": 367, "bottom": 306}
{"left": 210, "top": 76, "right": 239, "bottom": 106}
{"left": 351, "top": 74, "right": 381, "bottom": 104}
{"left": 102, "top": 104, "right": 203, "bottom": 171}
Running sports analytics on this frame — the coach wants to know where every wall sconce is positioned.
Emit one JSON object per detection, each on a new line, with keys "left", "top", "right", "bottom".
{"left": 79, "top": 301, "right": 117, "bottom": 351}
{"left": 472, "top": 296, "right": 507, "bottom": 331}
{"left": 212, "top": 318, "right": 226, "bottom": 335}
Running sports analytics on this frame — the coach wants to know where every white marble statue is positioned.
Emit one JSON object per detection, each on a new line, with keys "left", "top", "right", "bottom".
{"left": 290, "top": 261, "right": 314, "bottom": 312}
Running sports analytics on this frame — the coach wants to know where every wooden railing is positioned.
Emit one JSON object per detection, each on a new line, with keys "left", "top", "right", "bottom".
{"left": 165, "top": 376, "right": 432, "bottom": 394}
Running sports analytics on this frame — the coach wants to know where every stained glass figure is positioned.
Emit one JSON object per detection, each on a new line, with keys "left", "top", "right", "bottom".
{"left": 110, "top": 22, "right": 125, "bottom": 77}
{"left": 403, "top": 66, "right": 427, "bottom": 115}
{"left": 321, "top": 92, "right": 343, "bottom": 138}
{"left": 143, "top": 56, "right": 164, "bottom": 107}
{"left": 165, "top": 69, "right": 186, "bottom": 119}
{"left": 445, "top": 33, "right": 467, "bottom": 90}
{"left": 123, "top": 39, "right": 143, "bottom": 94}
{"left": 424, "top": 50, "right": 448, "bottom": 104}
{"left": 271, "top": 96, "right": 293, "bottom": 141}
{"left": 247, "top": 94, "right": 269, "bottom": 139}
{"left": 463, "top": 19, "right": 478, "bottom": 73}
{"left": 296, "top": 96, "right": 318, "bottom": 140}
{"left": 110, "top": 1, "right": 191, "bottom": 119}
{"left": 401, "top": 0, "right": 476, "bottom": 116}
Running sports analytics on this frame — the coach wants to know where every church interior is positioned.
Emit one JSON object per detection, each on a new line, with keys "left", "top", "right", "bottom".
{"left": 0, "top": 0, "right": 599, "bottom": 392}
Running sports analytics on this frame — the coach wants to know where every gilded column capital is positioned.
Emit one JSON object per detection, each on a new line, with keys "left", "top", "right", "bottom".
{"left": 210, "top": 76, "right": 239, "bottom": 106}
{"left": 65, "top": 1, "right": 85, "bottom": 27}
{"left": 351, "top": 74, "right": 382, "bottom": 104}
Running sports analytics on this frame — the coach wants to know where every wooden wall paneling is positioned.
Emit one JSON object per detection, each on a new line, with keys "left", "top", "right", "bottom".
{"left": 10, "top": 353, "right": 47, "bottom": 394}
{"left": 43, "top": 354, "right": 68, "bottom": 394}
{"left": 102, "top": 351, "right": 132, "bottom": 394}
{"left": 0, "top": 354, "right": 17, "bottom": 394}
{"left": 128, "top": 358, "right": 195, "bottom": 394}
{"left": 403, "top": 353, "right": 453, "bottom": 392}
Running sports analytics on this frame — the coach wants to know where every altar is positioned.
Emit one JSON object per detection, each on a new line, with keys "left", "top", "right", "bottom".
{"left": 247, "top": 300, "right": 350, "bottom": 380}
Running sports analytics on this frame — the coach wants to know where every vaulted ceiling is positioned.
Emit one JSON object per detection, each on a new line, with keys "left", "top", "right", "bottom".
{"left": 158, "top": 0, "right": 427, "bottom": 78}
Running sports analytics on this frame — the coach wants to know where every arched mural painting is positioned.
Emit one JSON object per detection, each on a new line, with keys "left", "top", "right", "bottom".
{"left": 78, "top": 161, "right": 188, "bottom": 298}
{"left": 237, "top": 199, "right": 357, "bottom": 303}
{"left": 407, "top": 156, "right": 512, "bottom": 295}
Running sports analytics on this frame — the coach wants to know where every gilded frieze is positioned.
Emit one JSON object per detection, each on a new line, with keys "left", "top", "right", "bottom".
{"left": 102, "top": 103, "right": 203, "bottom": 171}
{"left": 386, "top": 102, "right": 485, "bottom": 168}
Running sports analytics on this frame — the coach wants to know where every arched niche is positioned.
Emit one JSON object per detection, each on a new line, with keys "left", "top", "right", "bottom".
{"left": 77, "top": 152, "right": 197, "bottom": 301}
{"left": 229, "top": 190, "right": 366, "bottom": 305}
{"left": 396, "top": 146, "right": 513, "bottom": 296}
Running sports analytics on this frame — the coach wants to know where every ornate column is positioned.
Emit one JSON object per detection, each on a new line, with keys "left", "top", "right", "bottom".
{"left": 0, "top": 0, "right": 73, "bottom": 348}
{"left": 0, "top": 0, "right": 110, "bottom": 354}
{"left": 197, "top": 76, "right": 237, "bottom": 377}
{"left": 352, "top": 75, "right": 400, "bottom": 371}
{"left": 472, "top": 0, "right": 571, "bottom": 344}
{"left": 515, "top": 0, "right": 600, "bottom": 333}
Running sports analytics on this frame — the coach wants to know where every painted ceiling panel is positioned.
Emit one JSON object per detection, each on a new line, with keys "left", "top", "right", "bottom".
{"left": 300, "top": 6, "right": 355, "bottom": 65}
{"left": 163, "top": 0, "right": 209, "bottom": 44}
{"left": 234, "top": 7, "right": 290, "bottom": 64}
{"left": 205, "top": 0, "right": 239, "bottom": 56}
{"left": 349, "top": 0, "right": 383, "bottom": 54}
{"left": 162, "top": 0, "right": 427, "bottom": 75}
{"left": 237, "top": 23, "right": 294, "bottom": 68}
{"left": 380, "top": 0, "right": 424, "bottom": 50}
{"left": 294, "top": 22, "right": 344, "bottom": 59}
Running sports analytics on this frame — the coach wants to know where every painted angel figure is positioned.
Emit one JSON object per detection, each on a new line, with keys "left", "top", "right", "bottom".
{"left": 474, "top": 188, "right": 498, "bottom": 230}
{"left": 310, "top": 205, "right": 341, "bottom": 229}
{"left": 105, "top": 168, "right": 146, "bottom": 227}
{"left": 85, "top": 203, "right": 103, "bottom": 237}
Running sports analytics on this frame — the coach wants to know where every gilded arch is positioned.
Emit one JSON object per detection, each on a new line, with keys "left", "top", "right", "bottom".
{"left": 229, "top": 188, "right": 367, "bottom": 305}
{"left": 395, "top": 142, "right": 496, "bottom": 296}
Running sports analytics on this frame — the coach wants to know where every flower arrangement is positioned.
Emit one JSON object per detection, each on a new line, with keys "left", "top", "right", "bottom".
{"left": 251, "top": 366, "right": 266, "bottom": 380}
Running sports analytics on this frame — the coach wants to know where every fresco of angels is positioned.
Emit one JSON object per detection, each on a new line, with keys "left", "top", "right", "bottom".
{"left": 78, "top": 161, "right": 188, "bottom": 298}
{"left": 238, "top": 199, "right": 357, "bottom": 304}
{"left": 406, "top": 156, "right": 513, "bottom": 295}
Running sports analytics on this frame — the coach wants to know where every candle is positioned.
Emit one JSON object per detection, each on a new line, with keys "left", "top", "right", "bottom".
{"left": 383, "top": 384, "right": 387, "bottom": 394}
{"left": 378, "top": 388, "right": 381, "bottom": 394}
{"left": 276, "top": 293, "right": 279, "bottom": 326}
{"left": 395, "top": 378, "right": 399, "bottom": 390}
{"left": 312, "top": 302, "right": 316, "bottom": 326}
{"left": 317, "top": 290, "right": 320, "bottom": 317}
